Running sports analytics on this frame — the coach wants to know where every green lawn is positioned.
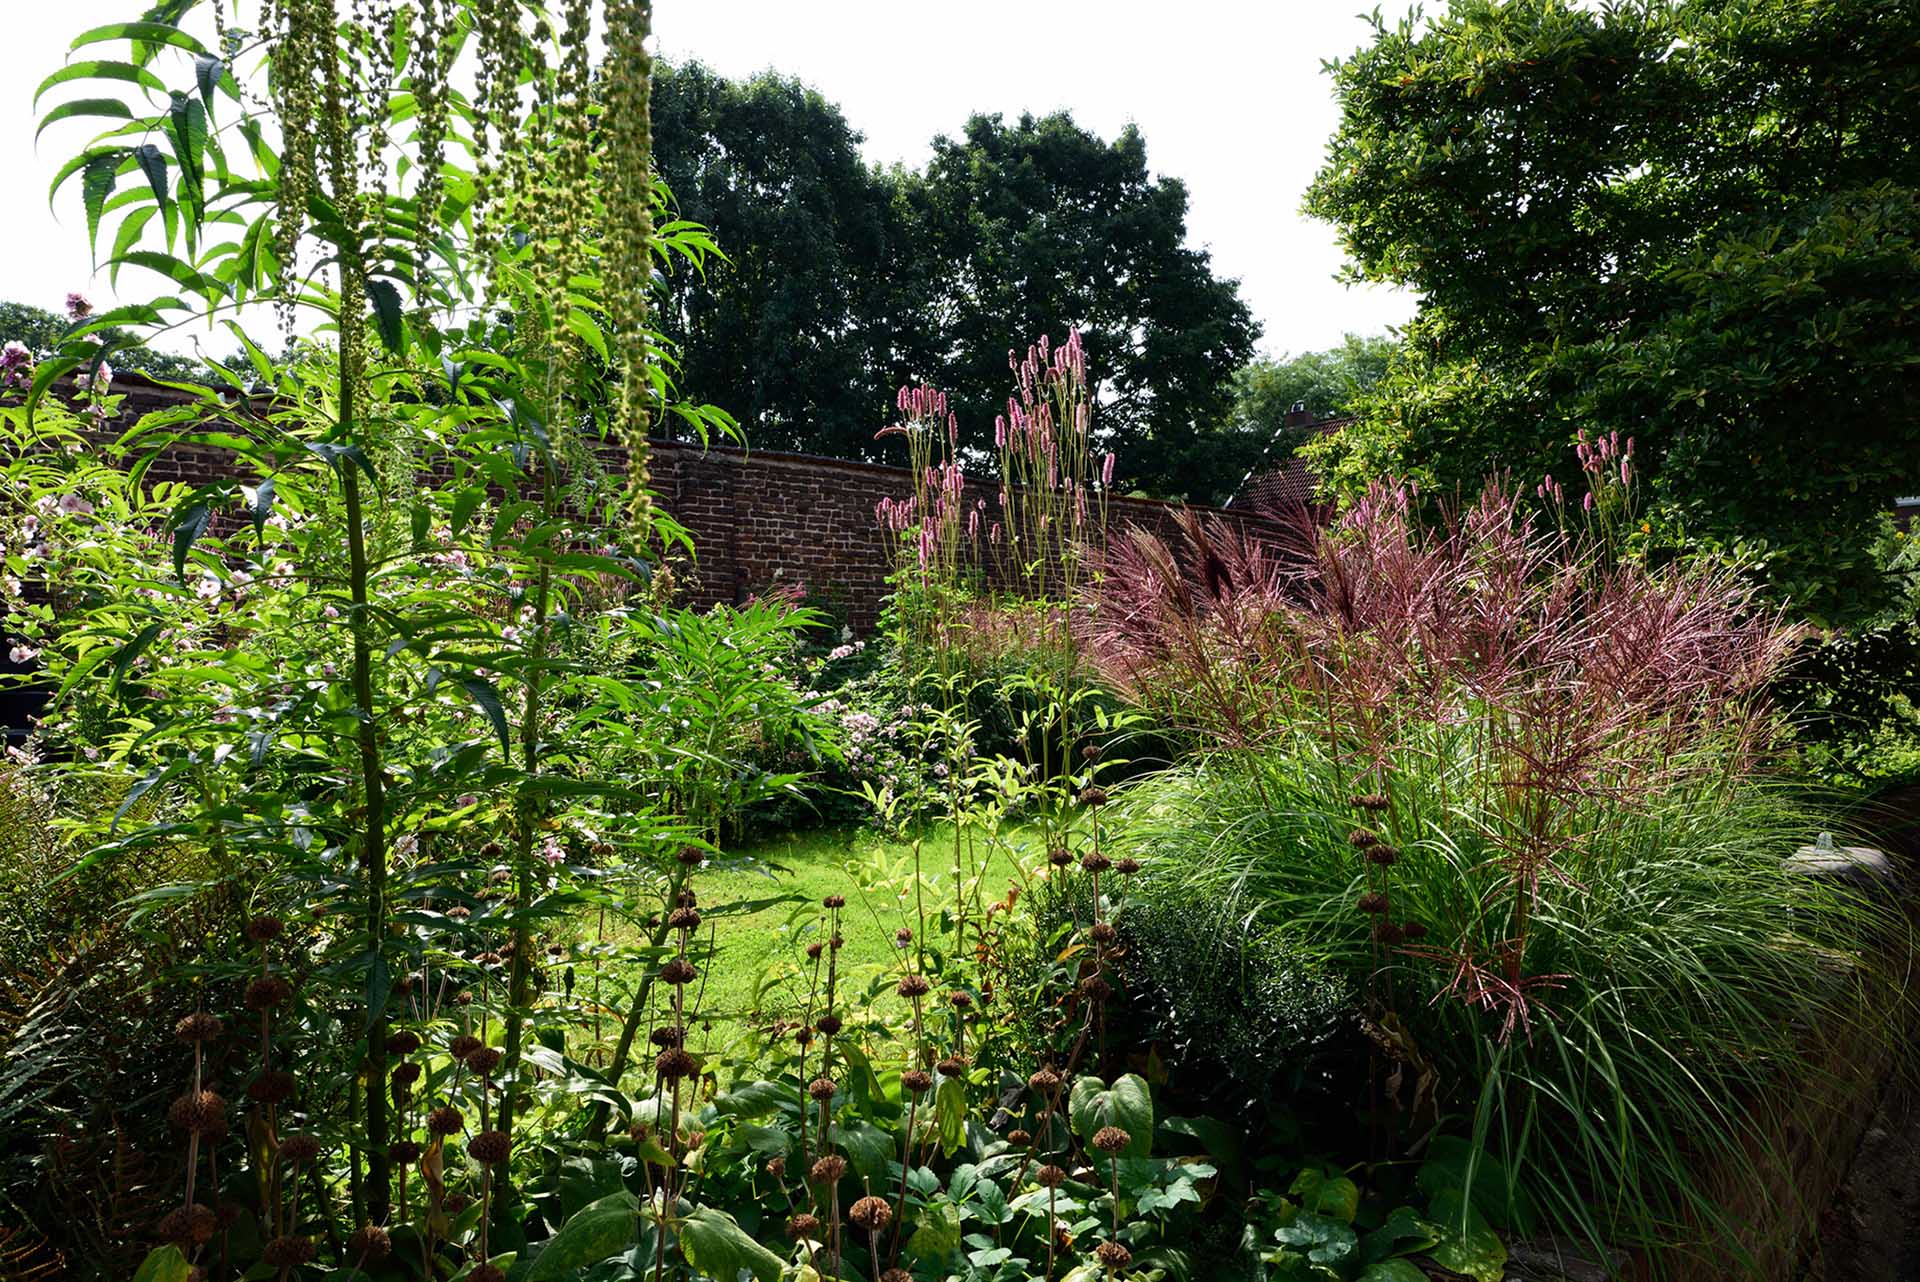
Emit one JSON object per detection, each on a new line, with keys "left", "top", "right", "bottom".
{"left": 597, "top": 822, "right": 1043, "bottom": 1067}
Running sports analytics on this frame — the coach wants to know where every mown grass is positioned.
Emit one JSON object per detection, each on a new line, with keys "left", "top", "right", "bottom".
{"left": 595, "top": 822, "right": 1043, "bottom": 1066}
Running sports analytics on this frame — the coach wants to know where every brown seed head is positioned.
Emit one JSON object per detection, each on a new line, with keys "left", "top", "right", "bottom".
{"left": 667, "top": 906, "right": 701, "bottom": 931}
{"left": 659, "top": 958, "right": 698, "bottom": 985}
{"left": 167, "top": 1089, "right": 225, "bottom": 1136}
{"left": 651, "top": 1024, "right": 686, "bottom": 1048}
{"left": 786, "top": 1213, "right": 821, "bottom": 1240}
{"left": 1028, "top": 1068, "right": 1062, "bottom": 1093}
{"left": 655, "top": 1047, "right": 699, "bottom": 1081}
{"left": 1349, "top": 792, "right": 1390, "bottom": 813}
{"left": 816, "top": 1013, "right": 843, "bottom": 1036}
{"left": 809, "top": 1154, "right": 846, "bottom": 1184}
{"left": 1094, "top": 1240, "right": 1133, "bottom": 1271}
{"left": 1366, "top": 844, "right": 1400, "bottom": 867}
{"left": 467, "top": 1129, "right": 510, "bottom": 1164}
{"left": 949, "top": 990, "right": 973, "bottom": 1010}
{"left": 896, "top": 973, "right": 931, "bottom": 998}
{"left": 465, "top": 1046, "right": 503, "bottom": 1075}
{"left": 1348, "top": 828, "right": 1379, "bottom": 849}
{"left": 1090, "top": 921, "right": 1118, "bottom": 944}
{"left": 347, "top": 1223, "right": 391, "bottom": 1263}
{"left": 391, "top": 1061, "right": 422, "bottom": 1087}
{"left": 1373, "top": 920, "right": 1407, "bottom": 946}
{"left": 244, "top": 975, "right": 292, "bottom": 1011}
{"left": 470, "top": 1265, "right": 507, "bottom": 1282}
{"left": 1047, "top": 845, "right": 1073, "bottom": 867}
{"left": 426, "top": 1105, "right": 464, "bottom": 1136}
{"left": 936, "top": 1054, "right": 967, "bottom": 1077}
{"left": 849, "top": 1195, "right": 892, "bottom": 1231}
{"left": 245, "top": 915, "right": 284, "bottom": 944}
{"left": 1115, "top": 857, "right": 1142, "bottom": 875}
{"left": 156, "top": 1204, "right": 218, "bottom": 1246}
{"left": 278, "top": 1134, "right": 321, "bottom": 1166}
{"left": 1007, "top": 1128, "right": 1032, "bottom": 1146}
{"left": 765, "top": 1155, "right": 786, "bottom": 1179}
{"left": 261, "top": 1236, "right": 315, "bottom": 1269}
{"left": 902, "top": 1069, "right": 933, "bottom": 1094}
{"left": 1403, "top": 920, "right": 1430, "bottom": 941}
{"left": 1081, "top": 851, "right": 1113, "bottom": 873}
{"left": 895, "top": 927, "right": 913, "bottom": 946}
{"left": 676, "top": 845, "right": 706, "bottom": 866}
{"left": 1092, "top": 1125, "right": 1131, "bottom": 1154}
{"left": 174, "top": 1011, "right": 222, "bottom": 1044}
{"left": 388, "top": 1140, "right": 422, "bottom": 1165}
{"left": 1036, "top": 1163, "right": 1068, "bottom": 1189}
{"left": 805, "top": 942, "right": 824, "bottom": 960}
{"left": 1080, "top": 976, "right": 1113, "bottom": 1001}
{"left": 807, "top": 1076, "right": 837, "bottom": 1102}
{"left": 822, "top": 894, "right": 846, "bottom": 909}
{"left": 385, "top": 1030, "right": 422, "bottom": 1055}
{"left": 450, "top": 1033, "right": 483, "bottom": 1059}
{"left": 1078, "top": 785, "right": 1109, "bottom": 808}
{"left": 248, "top": 1070, "right": 296, "bottom": 1105}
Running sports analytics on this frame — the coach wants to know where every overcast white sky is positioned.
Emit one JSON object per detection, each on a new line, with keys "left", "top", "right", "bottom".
{"left": 0, "top": 1, "right": 1419, "bottom": 360}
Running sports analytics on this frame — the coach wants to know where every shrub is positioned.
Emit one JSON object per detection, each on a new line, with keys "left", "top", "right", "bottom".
{"left": 1092, "top": 478, "right": 1909, "bottom": 1268}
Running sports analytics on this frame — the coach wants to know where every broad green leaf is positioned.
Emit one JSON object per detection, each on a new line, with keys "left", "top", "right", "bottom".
{"left": 526, "top": 1191, "right": 638, "bottom": 1281}
{"left": 71, "top": 21, "right": 210, "bottom": 57}
{"left": 1359, "top": 1261, "right": 1431, "bottom": 1282}
{"left": 1289, "top": 1167, "right": 1361, "bottom": 1224}
{"left": 37, "top": 97, "right": 135, "bottom": 141}
{"left": 935, "top": 1073, "right": 967, "bottom": 1157}
{"left": 714, "top": 1079, "right": 788, "bottom": 1118}
{"left": 1068, "top": 1074, "right": 1153, "bottom": 1158}
{"left": 169, "top": 497, "right": 213, "bottom": 580}
{"left": 829, "top": 1120, "right": 894, "bottom": 1181}
{"left": 676, "top": 1206, "right": 783, "bottom": 1282}
{"left": 35, "top": 60, "right": 168, "bottom": 107}
{"left": 906, "top": 1198, "right": 963, "bottom": 1261}
{"left": 193, "top": 54, "right": 223, "bottom": 117}
{"left": 130, "top": 1245, "right": 192, "bottom": 1282}
{"left": 1273, "top": 1210, "right": 1357, "bottom": 1267}
{"left": 111, "top": 249, "right": 225, "bottom": 300}
{"left": 133, "top": 143, "right": 170, "bottom": 209}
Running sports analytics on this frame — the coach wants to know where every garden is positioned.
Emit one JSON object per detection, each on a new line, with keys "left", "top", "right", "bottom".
{"left": 1, "top": 4, "right": 1916, "bottom": 1282}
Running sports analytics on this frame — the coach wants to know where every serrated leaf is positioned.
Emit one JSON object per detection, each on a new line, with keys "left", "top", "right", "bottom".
{"left": 82, "top": 153, "right": 120, "bottom": 259}
{"left": 35, "top": 60, "right": 168, "bottom": 108}
{"left": 133, "top": 142, "right": 170, "bottom": 209}
{"left": 71, "top": 21, "right": 210, "bottom": 57}
{"left": 459, "top": 676, "right": 511, "bottom": 761}
{"left": 368, "top": 277, "right": 405, "bottom": 353}
{"left": 194, "top": 54, "right": 223, "bottom": 117}
{"left": 36, "top": 97, "right": 135, "bottom": 141}
{"left": 169, "top": 498, "right": 212, "bottom": 581}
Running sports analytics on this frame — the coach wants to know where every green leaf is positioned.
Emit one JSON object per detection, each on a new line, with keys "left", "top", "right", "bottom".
{"left": 250, "top": 477, "right": 276, "bottom": 540}
{"left": 368, "top": 277, "right": 405, "bottom": 353}
{"left": 167, "top": 93, "right": 206, "bottom": 234}
{"left": 1360, "top": 1204, "right": 1441, "bottom": 1265}
{"left": 526, "top": 1191, "right": 638, "bottom": 1281}
{"left": 1068, "top": 1074, "right": 1153, "bottom": 1158}
{"left": 130, "top": 1245, "right": 192, "bottom": 1282}
{"left": 1428, "top": 1221, "right": 1506, "bottom": 1282}
{"left": 109, "top": 206, "right": 156, "bottom": 284}
{"left": 676, "top": 1206, "right": 784, "bottom": 1282}
{"left": 110, "top": 622, "right": 165, "bottom": 698}
{"left": 34, "top": 60, "right": 168, "bottom": 107}
{"left": 935, "top": 1073, "right": 967, "bottom": 1157}
{"left": 1358, "top": 1261, "right": 1430, "bottom": 1282}
{"left": 193, "top": 54, "right": 223, "bottom": 117}
{"left": 1289, "top": 1167, "right": 1361, "bottom": 1224}
{"left": 713, "top": 1079, "right": 789, "bottom": 1119}
{"left": 460, "top": 676, "right": 511, "bottom": 761}
{"left": 82, "top": 153, "right": 120, "bottom": 258}
{"left": 133, "top": 143, "right": 170, "bottom": 210}
{"left": 829, "top": 1120, "right": 894, "bottom": 1181}
{"left": 36, "top": 97, "right": 135, "bottom": 141}
{"left": 906, "top": 1198, "right": 963, "bottom": 1261}
{"left": 1273, "top": 1210, "right": 1357, "bottom": 1267}
{"left": 363, "top": 951, "right": 390, "bottom": 1034}
{"left": 71, "top": 21, "right": 210, "bottom": 57}
{"left": 111, "top": 249, "right": 225, "bottom": 299}
{"left": 169, "top": 497, "right": 213, "bottom": 581}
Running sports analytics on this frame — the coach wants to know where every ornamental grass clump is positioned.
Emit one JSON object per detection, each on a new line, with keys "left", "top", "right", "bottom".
{"left": 1094, "top": 475, "right": 1909, "bottom": 1268}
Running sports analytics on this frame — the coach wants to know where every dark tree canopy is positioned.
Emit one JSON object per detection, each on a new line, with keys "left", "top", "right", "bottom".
{"left": 651, "top": 67, "right": 1260, "bottom": 499}
{"left": 651, "top": 63, "right": 907, "bottom": 459}
{"left": 1304, "top": 0, "right": 1920, "bottom": 623}
{"left": 897, "top": 113, "right": 1260, "bottom": 501}
{"left": 0, "top": 299, "right": 206, "bottom": 382}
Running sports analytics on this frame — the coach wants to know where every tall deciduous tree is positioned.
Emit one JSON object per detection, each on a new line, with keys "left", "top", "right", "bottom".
{"left": 1304, "top": 0, "right": 1920, "bottom": 623}
{"left": 651, "top": 63, "right": 906, "bottom": 457}
{"left": 902, "top": 112, "right": 1259, "bottom": 501}
{"left": 652, "top": 78, "right": 1261, "bottom": 497}
{"left": 1217, "top": 334, "right": 1394, "bottom": 503}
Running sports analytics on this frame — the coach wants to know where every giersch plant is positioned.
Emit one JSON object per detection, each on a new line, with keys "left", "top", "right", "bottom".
{"left": 1089, "top": 443, "right": 1909, "bottom": 1272}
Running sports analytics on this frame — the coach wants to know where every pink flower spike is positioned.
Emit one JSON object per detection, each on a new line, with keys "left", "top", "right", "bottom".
{"left": 1102, "top": 452, "right": 1115, "bottom": 486}
{"left": 1584, "top": 492, "right": 1595, "bottom": 511}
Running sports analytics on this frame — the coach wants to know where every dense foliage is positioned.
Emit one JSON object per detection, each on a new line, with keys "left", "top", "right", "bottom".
{"left": 1303, "top": 0, "right": 1920, "bottom": 624}
{"left": 653, "top": 65, "right": 1260, "bottom": 500}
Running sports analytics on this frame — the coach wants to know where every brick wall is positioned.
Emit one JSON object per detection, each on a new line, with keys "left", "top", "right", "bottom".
{"left": 38, "top": 370, "right": 1225, "bottom": 635}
